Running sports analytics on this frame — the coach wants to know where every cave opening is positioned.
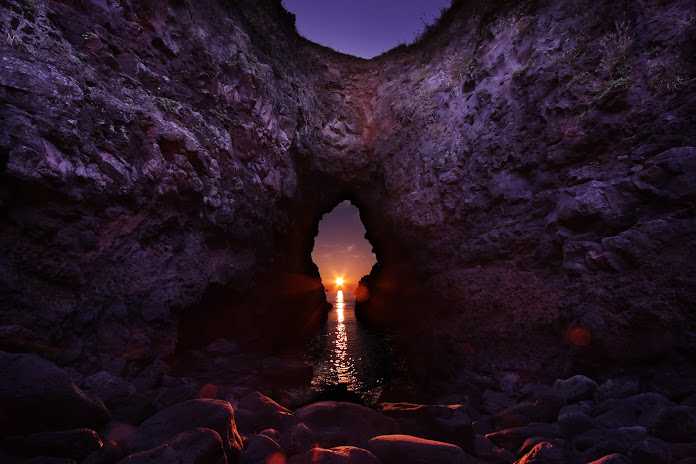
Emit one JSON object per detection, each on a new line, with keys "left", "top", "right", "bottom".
{"left": 302, "top": 199, "right": 403, "bottom": 404}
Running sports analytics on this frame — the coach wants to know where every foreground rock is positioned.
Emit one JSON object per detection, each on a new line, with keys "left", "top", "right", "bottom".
{"left": 486, "top": 423, "right": 561, "bottom": 451}
{"left": 286, "top": 402, "right": 397, "bottom": 453}
{"left": 239, "top": 434, "right": 282, "bottom": 464}
{"left": 554, "top": 376, "right": 598, "bottom": 403}
{"left": 236, "top": 392, "right": 293, "bottom": 435}
{"left": 118, "top": 428, "right": 227, "bottom": 464}
{"left": 289, "top": 446, "right": 382, "bottom": 464}
{"left": 128, "top": 399, "right": 243, "bottom": 462}
{"left": 367, "top": 434, "right": 473, "bottom": 464}
{"left": 0, "top": 351, "right": 110, "bottom": 434}
{"left": 377, "top": 403, "right": 474, "bottom": 451}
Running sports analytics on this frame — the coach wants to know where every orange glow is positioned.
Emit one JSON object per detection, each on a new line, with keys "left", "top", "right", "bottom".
{"left": 199, "top": 383, "right": 218, "bottom": 398}
{"left": 336, "top": 277, "right": 344, "bottom": 286}
{"left": 568, "top": 327, "right": 591, "bottom": 346}
{"left": 355, "top": 284, "right": 369, "bottom": 303}
{"left": 266, "top": 452, "right": 287, "bottom": 464}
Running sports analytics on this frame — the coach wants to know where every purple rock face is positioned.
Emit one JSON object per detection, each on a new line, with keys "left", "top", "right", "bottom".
{"left": 0, "top": 0, "right": 694, "bottom": 393}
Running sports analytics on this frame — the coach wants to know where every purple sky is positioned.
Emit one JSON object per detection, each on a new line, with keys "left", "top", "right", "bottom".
{"left": 312, "top": 201, "right": 376, "bottom": 289}
{"left": 282, "top": 0, "right": 452, "bottom": 58}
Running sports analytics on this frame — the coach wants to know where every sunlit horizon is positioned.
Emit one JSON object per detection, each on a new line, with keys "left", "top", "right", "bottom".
{"left": 312, "top": 201, "right": 376, "bottom": 292}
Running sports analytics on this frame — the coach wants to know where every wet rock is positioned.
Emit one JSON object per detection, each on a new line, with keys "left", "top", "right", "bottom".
{"left": 594, "top": 379, "right": 640, "bottom": 402}
{"left": 117, "top": 428, "right": 226, "bottom": 464}
{"left": 128, "top": 399, "right": 243, "bottom": 462}
{"left": 84, "top": 371, "right": 136, "bottom": 405}
{"left": 367, "top": 434, "right": 474, "bottom": 464}
{"left": 593, "top": 393, "right": 672, "bottom": 429}
{"left": 650, "top": 406, "right": 696, "bottom": 442}
{"left": 237, "top": 392, "right": 293, "bottom": 434}
{"left": 494, "top": 392, "right": 565, "bottom": 427}
{"left": 285, "top": 423, "right": 315, "bottom": 456}
{"left": 83, "top": 372, "right": 153, "bottom": 425}
{"left": 472, "top": 435, "right": 515, "bottom": 464}
{"left": 290, "top": 446, "right": 381, "bottom": 464}
{"left": 517, "top": 438, "right": 566, "bottom": 458}
{"left": 628, "top": 437, "right": 671, "bottom": 464}
{"left": 576, "top": 426, "right": 648, "bottom": 454}
{"left": 83, "top": 440, "right": 124, "bottom": 464}
{"left": 1, "top": 428, "right": 102, "bottom": 461}
{"left": 553, "top": 376, "right": 598, "bottom": 403}
{"left": 517, "top": 442, "right": 565, "bottom": 464}
{"left": 287, "top": 402, "right": 397, "bottom": 450}
{"left": 557, "top": 412, "right": 599, "bottom": 438}
{"left": 0, "top": 351, "right": 110, "bottom": 434}
{"left": 239, "top": 434, "right": 282, "bottom": 464}
{"left": 472, "top": 418, "right": 494, "bottom": 436}
{"left": 481, "top": 390, "right": 517, "bottom": 415}
{"left": 486, "top": 424, "right": 561, "bottom": 451}
{"left": 587, "top": 454, "right": 632, "bottom": 464}
{"left": 377, "top": 403, "right": 474, "bottom": 451}
{"left": 152, "top": 381, "right": 200, "bottom": 412}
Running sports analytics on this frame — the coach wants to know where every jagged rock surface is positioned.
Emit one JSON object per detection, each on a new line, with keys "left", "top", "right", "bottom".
{"left": 0, "top": 0, "right": 695, "bottom": 388}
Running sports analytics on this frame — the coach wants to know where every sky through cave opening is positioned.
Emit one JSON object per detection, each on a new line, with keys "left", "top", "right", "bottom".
{"left": 312, "top": 200, "right": 376, "bottom": 293}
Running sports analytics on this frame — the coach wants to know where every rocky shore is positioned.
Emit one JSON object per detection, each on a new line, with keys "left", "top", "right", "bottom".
{"left": 2, "top": 350, "right": 695, "bottom": 464}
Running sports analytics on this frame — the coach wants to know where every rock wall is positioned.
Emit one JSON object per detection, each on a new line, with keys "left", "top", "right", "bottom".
{"left": 1, "top": 0, "right": 695, "bottom": 388}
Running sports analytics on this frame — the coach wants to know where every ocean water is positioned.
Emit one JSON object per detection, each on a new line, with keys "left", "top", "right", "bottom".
{"left": 305, "top": 290, "right": 400, "bottom": 403}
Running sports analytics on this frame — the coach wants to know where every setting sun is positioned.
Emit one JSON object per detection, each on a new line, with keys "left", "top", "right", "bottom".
{"left": 336, "top": 277, "right": 344, "bottom": 286}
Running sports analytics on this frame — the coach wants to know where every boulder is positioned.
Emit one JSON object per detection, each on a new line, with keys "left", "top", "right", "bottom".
{"left": 239, "top": 434, "right": 282, "bottom": 464}
{"left": 553, "top": 375, "right": 598, "bottom": 403}
{"left": 0, "top": 351, "right": 110, "bottom": 434}
{"left": 472, "top": 435, "right": 515, "bottom": 464}
{"left": 575, "top": 426, "right": 648, "bottom": 454}
{"left": 237, "top": 392, "right": 293, "bottom": 434}
{"left": 117, "top": 428, "right": 226, "bottom": 464}
{"left": 83, "top": 440, "right": 125, "bottom": 464}
{"left": 628, "top": 437, "right": 672, "bottom": 464}
{"left": 287, "top": 402, "right": 397, "bottom": 450}
{"left": 83, "top": 372, "right": 153, "bottom": 424}
{"left": 557, "top": 412, "right": 598, "bottom": 438}
{"left": 650, "top": 406, "right": 696, "bottom": 442}
{"left": 517, "top": 438, "right": 566, "bottom": 457}
{"left": 290, "top": 446, "right": 381, "bottom": 464}
{"left": 517, "top": 442, "right": 565, "bottom": 464}
{"left": 481, "top": 390, "right": 517, "bottom": 415}
{"left": 128, "top": 399, "right": 243, "bottom": 462}
{"left": 486, "top": 424, "right": 561, "bottom": 451}
{"left": 594, "top": 379, "right": 640, "bottom": 402}
{"left": 494, "top": 392, "right": 565, "bottom": 427}
{"left": 377, "top": 403, "right": 474, "bottom": 451}
{"left": 285, "top": 423, "right": 316, "bottom": 456}
{"left": 587, "top": 454, "right": 632, "bottom": 464}
{"left": 367, "top": 434, "right": 474, "bottom": 464}
{"left": 593, "top": 393, "right": 672, "bottom": 429}
{"left": 1, "top": 428, "right": 102, "bottom": 461}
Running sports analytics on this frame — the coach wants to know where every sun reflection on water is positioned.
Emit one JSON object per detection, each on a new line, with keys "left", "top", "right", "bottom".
{"left": 333, "top": 291, "right": 356, "bottom": 384}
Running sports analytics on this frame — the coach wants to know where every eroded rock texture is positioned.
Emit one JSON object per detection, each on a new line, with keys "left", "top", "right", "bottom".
{"left": 1, "top": 0, "right": 695, "bottom": 389}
